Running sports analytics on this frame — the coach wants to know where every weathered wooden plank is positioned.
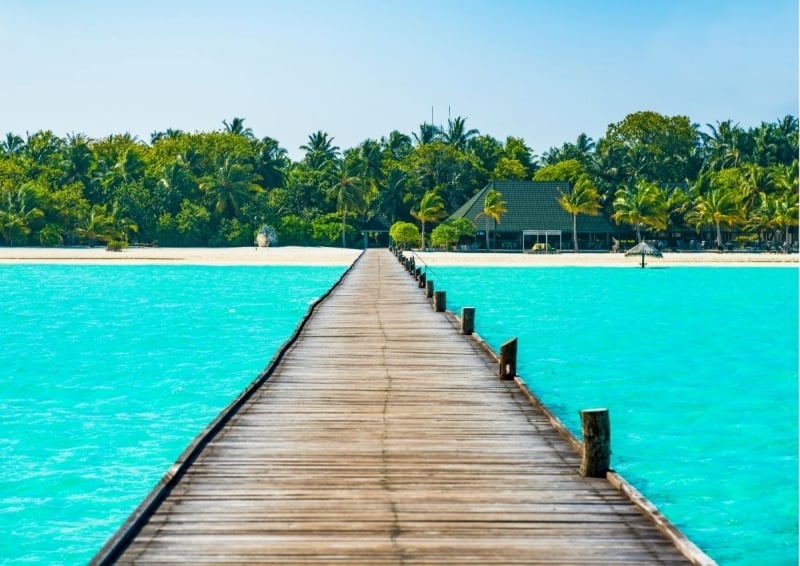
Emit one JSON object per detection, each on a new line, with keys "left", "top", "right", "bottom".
{"left": 94, "top": 249, "right": 710, "bottom": 565}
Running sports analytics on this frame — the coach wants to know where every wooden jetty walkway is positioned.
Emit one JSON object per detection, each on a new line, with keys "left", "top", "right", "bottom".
{"left": 94, "top": 249, "right": 712, "bottom": 565}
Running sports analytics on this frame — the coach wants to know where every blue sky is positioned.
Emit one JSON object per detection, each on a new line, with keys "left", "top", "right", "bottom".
{"left": 1, "top": 0, "right": 797, "bottom": 160}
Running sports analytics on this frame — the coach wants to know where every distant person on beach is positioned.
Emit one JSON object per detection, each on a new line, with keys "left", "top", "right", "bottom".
{"left": 611, "top": 238, "right": 619, "bottom": 253}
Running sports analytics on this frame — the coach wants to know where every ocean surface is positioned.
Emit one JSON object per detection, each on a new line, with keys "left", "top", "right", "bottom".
{"left": 0, "top": 264, "right": 350, "bottom": 564}
{"left": 1, "top": 261, "right": 797, "bottom": 565}
{"left": 429, "top": 264, "right": 798, "bottom": 566}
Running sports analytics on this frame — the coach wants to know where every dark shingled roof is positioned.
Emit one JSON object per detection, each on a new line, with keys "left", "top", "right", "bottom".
{"left": 449, "top": 180, "right": 618, "bottom": 233}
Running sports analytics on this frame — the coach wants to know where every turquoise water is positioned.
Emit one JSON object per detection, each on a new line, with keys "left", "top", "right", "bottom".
{"left": 2, "top": 263, "right": 797, "bottom": 565}
{"left": 430, "top": 265, "right": 798, "bottom": 566}
{"left": 0, "top": 264, "right": 348, "bottom": 564}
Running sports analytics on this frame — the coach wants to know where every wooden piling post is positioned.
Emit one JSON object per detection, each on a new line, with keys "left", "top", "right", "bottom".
{"left": 418, "top": 272, "right": 426, "bottom": 288}
{"left": 499, "top": 337, "right": 517, "bottom": 380}
{"left": 433, "top": 290, "right": 446, "bottom": 312}
{"left": 580, "top": 408, "right": 611, "bottom": 478}
{"left": 415, "top": 267, "right": 421, "bottom": 280}
{"left": 461, "top": 307, "right": 475, "bottom": 335}
{"left": 425, "top": 279, "right": 434, "bottom": 298}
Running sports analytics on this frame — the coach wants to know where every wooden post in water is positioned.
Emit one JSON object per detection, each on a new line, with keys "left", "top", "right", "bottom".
{"left": 499, "top": 337, "right": 517, "bottom": 380}
{"left": 425, "top": 279, "right": 434, "bottom": 298}
{"left": 415, "top": 267, "right": 421, "bottom": 280}
{"left": 580, "top": 408, "right": 610, "bottom": 478}
{"left": 433, "top": 290, "right": 446, "bottom": 312}
{"left": 418, "top": 272, "right": 426, "bottom": 288}
{"left": 461, "top": 307, "right": 475, "bottom": 334}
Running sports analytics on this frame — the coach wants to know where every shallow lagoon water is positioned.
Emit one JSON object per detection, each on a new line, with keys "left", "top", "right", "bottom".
{"left": 431, "top": 265, "right": 798, "bottom": 566}
{"left": 0, "top": 264, "right": 348, "bottom": 564}
{"left": 1, "top": 262, "right": 797, "bottom": 565}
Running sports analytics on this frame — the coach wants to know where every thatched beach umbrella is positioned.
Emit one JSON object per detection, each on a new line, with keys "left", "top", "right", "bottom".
{"left": 625, "top": 241, "right": 662, "bottom": 268}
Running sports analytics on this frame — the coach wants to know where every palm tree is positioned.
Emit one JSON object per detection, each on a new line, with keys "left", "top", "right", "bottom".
{"left": 329, "top": 151, "right": 365, "bottom": 247}
{"left": 358, "top": 139, "right": 383, "bottom": 185}
{"left": 0, "top": 185, "right": 44, "bottom": 245}
{"left": 411, "top": 190, "right": 447, "bottom": 249}
{"left": 381, "top": 130, "right": 412, "bottom": 160}
{"left": 300, "top": 131, "right": 340, "bottom": 170}
{"left": 611, "top": 179, "right": 667, "bottom": 242}
{"left": 700, "top": 120, "right": 748, "bottom": 171}
{"left": 110, "top": 203, "right": 139, "bottom": 244}
{"left": 158, "top": 161, "right": 198, "bottom": 213}
{"left": 768, "top": 160, "right": 799, "bottom": 248}
{"left": 769, "top": 191, "right": 799, "bottom": 250}
{"left": 150, "top": 128, "right": 184, "bottom": 144}
{"left": 542, "top": 133, "right": 595, "bottom": 167}
{"left": 686, "top": 188, "right": 740, "bottom": 249}
{"left": 223, "top": 117, "right": 254, "bottom": 138}
{"left": 475, "top": 188, "right": 507, "bottom": 250}
{"left": 558, "top": 176, "right": 600, "bottom": 251}
{"left": 412, "top": 123, "right": 442, "bottom": 146}
{"left": 752, "top": 116, "right": 799, "bottom": 166}
{"left": 254, "top": 136, "right": 289, "bottom": 189}
{"left": 74, "top": 204, "right": 118, "bottom": 246}
{"left": 59, "top": 136, "right": 95, "bottom": 187}
{"left": 201, "top": 156, "right": 263, "bottom": 217}
{"left": 773, "top": 160, "right": 799, "bottom": 196}
{"left": 1, "top": 133, "right": 25, "bottom": 155}
{"left": 375, "top": 166, "right": 408, "bottom": 224}
{"left": 443, "top": 116, "right": 479, "bottom": 150}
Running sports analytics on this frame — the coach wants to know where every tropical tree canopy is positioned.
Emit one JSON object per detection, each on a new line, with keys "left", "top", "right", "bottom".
{"left": 0, "top": 112, "right": 795, "bottom": 249}
{"left": 559, "top": 176, "right": 601, "bottom": 251}
{"left": 410, "top": 190, "right": 447, "bottom": 249}
{"left": 475, "top": 188, "right": 507, "bottom": 249}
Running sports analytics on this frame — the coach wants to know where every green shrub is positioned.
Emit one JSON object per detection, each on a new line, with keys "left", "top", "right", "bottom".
{"left": 389, "top": 221, "right": 421, "bottom": 249}
{"left": 431, "top": 218, "right": 476, "bottom": 249}
{"left": 38, "top": 224, "right": 64, "bottom": 246}
{"left": 278, "top": 215, "right": 311, "bottom": 246}
{"left": 106, "top": 240, "right": 127, "bottom": 251}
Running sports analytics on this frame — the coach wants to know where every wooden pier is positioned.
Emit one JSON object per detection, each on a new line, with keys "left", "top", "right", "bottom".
{"left": 94, "top": 249, "right": 712, "bottom": 565}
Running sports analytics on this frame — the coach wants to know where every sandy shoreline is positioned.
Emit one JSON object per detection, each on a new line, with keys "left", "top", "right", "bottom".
{"left": 0, "top": 245, "right": 797, "bottom": 267}
{"left": 0, "top": 246, "right": 363, "bottom": 266}
{"left": 407, "top": 249, "right": 799, "bottom": 267}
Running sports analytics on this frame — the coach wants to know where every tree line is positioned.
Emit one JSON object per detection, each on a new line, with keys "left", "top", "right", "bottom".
{"left": 0, "top": 112, "right": 797, "bottom": 249}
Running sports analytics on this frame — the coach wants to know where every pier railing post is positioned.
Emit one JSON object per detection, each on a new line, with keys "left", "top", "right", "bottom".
{"left": 580, "top": 408, "right": 611, "bottom": 478}
{"left": 433, "top": 290, "right": 446, "bottom": 312}
{"left": 461, "top": 307, "right": 475, "bottom": 335}
{"left": 499, "top": 337, "right": 517, "bottom": 380}
{"left": 425, "top": 279, "right": 434, "bottom": 298}
{"left": 418, "top": 272, "right": 426, "bottom": 288}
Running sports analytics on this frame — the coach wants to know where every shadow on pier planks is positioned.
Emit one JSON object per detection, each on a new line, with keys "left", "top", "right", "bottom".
{"left": 93, "top": 248, "right": 714, "bottom": 565}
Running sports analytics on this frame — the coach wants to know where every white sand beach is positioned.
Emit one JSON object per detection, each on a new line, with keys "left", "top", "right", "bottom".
{"left": 406, "top": 250, "right": 800, "bottom": 267}
{"left": 0, "top": 246, "right": 363, "bottom": 266}
{"left": 0, "top": 245, "right": 797, "bottom": 267}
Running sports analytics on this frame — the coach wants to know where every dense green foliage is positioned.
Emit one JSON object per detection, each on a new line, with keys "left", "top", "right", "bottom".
{"left": 1, "top": 112, "right": 797, "bottom": 248}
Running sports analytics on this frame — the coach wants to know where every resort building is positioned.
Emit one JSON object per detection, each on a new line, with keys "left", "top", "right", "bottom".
{"left": 448, "top": 180, "right": 621, "bottom": 251}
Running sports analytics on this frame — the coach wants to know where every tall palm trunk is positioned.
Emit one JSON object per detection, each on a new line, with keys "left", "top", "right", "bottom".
{"left": 341, "top": 205, "right": 347, "bottom": 247}
{"left": 572, "top": 213, "right": 578, "bottom": 252}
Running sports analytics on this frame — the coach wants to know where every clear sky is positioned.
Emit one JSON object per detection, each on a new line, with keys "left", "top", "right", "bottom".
{"left": 1, "top": 0, "right": 797, "bottom": 160}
